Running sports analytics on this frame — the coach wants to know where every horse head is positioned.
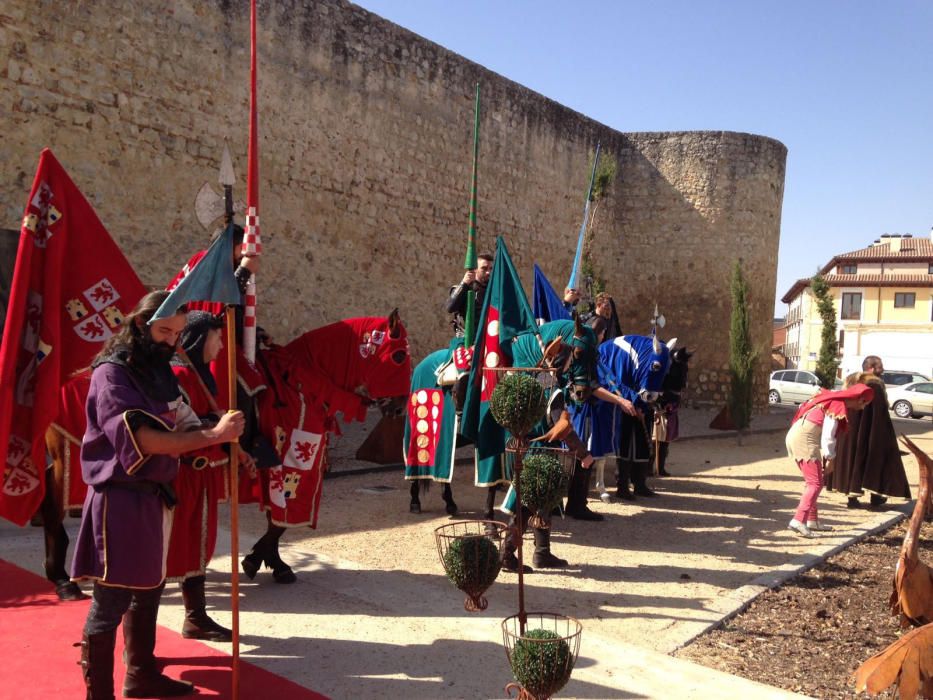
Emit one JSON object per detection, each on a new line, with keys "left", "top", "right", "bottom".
{"left": 566, "top": 316, "right": 600, "bottom": 402}
{"left": 534, "top": 318, "right": 599, "bottom": 404}
{"left": 278, "top": 309, "right": 412, "bottom": 411}
{"left": 351, "top": 309, "right": 411, "bottom": 401}
{"left": 663, "top": 345, "right": 693, "bottom": 395}
{"left": 603, "top": 334, "right": 673, "bottom": 405}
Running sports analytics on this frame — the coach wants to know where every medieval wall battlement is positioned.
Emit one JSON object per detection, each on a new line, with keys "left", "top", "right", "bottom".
{"left": 0, "top": 0, "right": 786, "bottom": 405}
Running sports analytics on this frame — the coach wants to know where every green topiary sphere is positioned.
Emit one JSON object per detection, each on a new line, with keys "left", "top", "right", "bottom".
{"left": 520, "top": 454, "right": 568, "bottom": 514}
{"left": 443, "top": 535, "right": 501, "bottom": 593}
{"left": 510, "top": 628, "right": 573, "bottom": 697}
{"left": 489, "top": 373, "right": 547, "bottom": 436}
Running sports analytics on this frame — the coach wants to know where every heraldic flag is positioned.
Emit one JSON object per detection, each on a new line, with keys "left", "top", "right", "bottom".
{"left": 151, "top": 224, "right": 242, "bottom": 323}
{"left": 532, "top": 263, "right": 571, "bottom": 325}
{"left": 0, "top": 149, "right": 146, "bottom": 525}
{"left": 459, "top": 236, "right": 539, "bottom": 486}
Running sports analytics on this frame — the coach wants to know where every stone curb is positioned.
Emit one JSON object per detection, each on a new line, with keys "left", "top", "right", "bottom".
{"left": 669, "top": 506, "right": 910, "bottom": 652}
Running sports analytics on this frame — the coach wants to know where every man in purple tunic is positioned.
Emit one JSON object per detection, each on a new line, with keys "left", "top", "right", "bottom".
{"left": 71, "top": 290, "right": 244, "bottom": 699}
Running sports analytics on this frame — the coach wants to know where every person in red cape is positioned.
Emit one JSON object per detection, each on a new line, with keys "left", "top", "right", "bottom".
{"left": 784, "top": 382, "right": 874, "bottom": 538}
{"left": 166, "top": 311, "right": 257, "bottom": 642}
{"left": 169, "top": 226, "right": 298, "bottom": 582}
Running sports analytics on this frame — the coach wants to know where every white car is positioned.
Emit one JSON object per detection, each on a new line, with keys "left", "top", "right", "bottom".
{"left": 887, "top": 381, "right": 933, "bottom": 419}
{"left": 881, "top": 370, "right": 931, "bottom": 387}
{"left": 768, "top": 369, "right": 822, "bottom": 405}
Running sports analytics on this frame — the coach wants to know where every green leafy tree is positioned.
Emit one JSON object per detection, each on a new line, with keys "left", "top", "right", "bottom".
{"left": 580, "top": 150, "right": 617, "bottom": 305}
{"left": 811, "top": 273, "right": 839, "bottom": 388}
{"left": 728, "top": 261, "right": 757, "bottom": 436}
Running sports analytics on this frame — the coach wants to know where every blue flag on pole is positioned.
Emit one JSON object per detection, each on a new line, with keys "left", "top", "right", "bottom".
{"left": 150, "top": 224, "right": 242, "bottom": 322}
{"left": 532, "top": 263, "right": 571, "bottom": 325}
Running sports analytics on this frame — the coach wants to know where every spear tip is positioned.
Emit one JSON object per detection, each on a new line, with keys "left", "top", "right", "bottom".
{"left": 219, "top": 141, "right": 236, "bottom": 187}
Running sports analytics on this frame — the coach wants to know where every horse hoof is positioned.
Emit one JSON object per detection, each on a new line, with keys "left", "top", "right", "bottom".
{"left": 409, "top": 502, "right": 422, "bottom": 514}
{"left": 272, "top": 565, "right": 297, "bottom": 584}
{"left": 241, "top": 554, "right": 261, "bottom": 580}
{"left": 55, "top": 581, "right": 88, "bottom": 601}
{"left": 445, "top": 501, "right": 459, "bottom": 516}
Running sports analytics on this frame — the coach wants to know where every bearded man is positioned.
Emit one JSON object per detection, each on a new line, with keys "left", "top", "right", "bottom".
{"left": 71, "top": 290, "right": 244, "bottom": 699}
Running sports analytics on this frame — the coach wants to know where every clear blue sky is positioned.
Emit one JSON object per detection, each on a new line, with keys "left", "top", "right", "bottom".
{"left": 352, "top": 0, "right": 933, "bottom": 315}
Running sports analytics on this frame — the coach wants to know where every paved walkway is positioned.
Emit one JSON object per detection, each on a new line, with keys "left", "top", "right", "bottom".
{"left": 1, "top": 410, "right": 929, "bottom": 699}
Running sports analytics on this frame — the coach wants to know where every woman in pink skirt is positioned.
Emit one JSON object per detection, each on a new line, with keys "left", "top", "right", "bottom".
{"left": 784, "top": 383, "right": 873, "bottom": 537}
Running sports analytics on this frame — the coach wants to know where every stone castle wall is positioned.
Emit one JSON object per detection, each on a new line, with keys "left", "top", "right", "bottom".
{"left": 0, "top": 0, "right": 786, "bottom": 405}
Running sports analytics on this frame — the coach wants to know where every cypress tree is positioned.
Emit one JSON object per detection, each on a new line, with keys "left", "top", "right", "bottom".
{"left": 728, "top": 260, "right": 756, "bottom": 435}
{"left": 811, "top": 273, "right": 839, "bottom": 388}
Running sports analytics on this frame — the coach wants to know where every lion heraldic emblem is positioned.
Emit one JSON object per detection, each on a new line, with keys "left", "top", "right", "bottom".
{"left": 69, "top": 277, "right": 124, "bottom": 342}
{"left": 283, "top": 429, "right": 323, "bottom": 471}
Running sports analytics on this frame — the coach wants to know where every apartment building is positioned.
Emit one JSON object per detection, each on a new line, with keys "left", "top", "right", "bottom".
{"left": 781, "top": 232, "right": 933, "bottom": 377}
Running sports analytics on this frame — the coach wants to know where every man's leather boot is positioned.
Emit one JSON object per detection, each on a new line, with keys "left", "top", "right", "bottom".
{"left": 633, "top": 463, "right": 657, "bottom": 497}
{"left": 499, "top": 516, "right": 532, "bottom": 573}
{"left": 615, "top": 459, "right": 635, "bottom": 500}
{"left": 532, "top": 527, "right": 568, "bottom": 568}
{"left": 80, "top": 629, "right": 116, "bottom": 700}
{"left": 181, "top": 575, "right": 232, "bottom": 642}
{"left": 123, "top": 599, "right": 194, "bottom": 697}
{"left": 566, "top": 467, "right": 604, "bottom": 521}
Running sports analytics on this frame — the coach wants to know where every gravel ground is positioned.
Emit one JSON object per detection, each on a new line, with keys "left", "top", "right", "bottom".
{"left": 676, "top": 519, "right": 933, "bottom": 699}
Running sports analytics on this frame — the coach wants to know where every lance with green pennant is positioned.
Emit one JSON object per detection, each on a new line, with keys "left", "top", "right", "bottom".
{"left": 463, "top": 83, "right": 481, "bottom": 347}
{"left": 567, "top": 143, "right": 601, "bottom": 292}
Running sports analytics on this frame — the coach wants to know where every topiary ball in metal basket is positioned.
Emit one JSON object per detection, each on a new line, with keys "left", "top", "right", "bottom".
{"left": 519, "top": 452, "right": 569, "bottom": 529}
{"left": 435, "top": 520, "right": 507, "bottom": 611}
{"left": 489, "top": 373, "right": 547, "bottom": 437}
{"left": 502, "top": 613, "right": 582, "bottom": 700}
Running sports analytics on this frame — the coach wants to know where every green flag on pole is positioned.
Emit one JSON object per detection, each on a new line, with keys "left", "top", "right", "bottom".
{"left": 463, "top": 83, "right": 480, "bottom": 347}
{"left": 459, "top": 236, "right": 539, "bottom": 486}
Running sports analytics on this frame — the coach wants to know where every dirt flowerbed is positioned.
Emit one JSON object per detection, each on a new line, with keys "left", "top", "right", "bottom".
{"left": 676, "top": 519, "right": 933, "bottom": 699}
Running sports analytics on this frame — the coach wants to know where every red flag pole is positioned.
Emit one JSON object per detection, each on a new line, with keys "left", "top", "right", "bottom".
{"left": 225, "top": 306, "right": 241, "bottom": 698}
{"left": 241, "top": 0, "right": 261, "bottom": 364}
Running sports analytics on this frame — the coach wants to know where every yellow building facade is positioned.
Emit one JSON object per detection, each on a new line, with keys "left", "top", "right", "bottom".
{"left": 781, "top": 234, "right": 933, "bottom": 377}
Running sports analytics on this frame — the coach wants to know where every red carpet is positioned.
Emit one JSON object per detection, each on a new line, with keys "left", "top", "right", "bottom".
{"left": 0, "top": 559, "right": 328, "bottom": 699}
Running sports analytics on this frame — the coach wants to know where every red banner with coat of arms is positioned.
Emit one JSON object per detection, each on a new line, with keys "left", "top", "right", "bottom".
{"left": 0, "top": 149, "right": 146, "bottom": 525}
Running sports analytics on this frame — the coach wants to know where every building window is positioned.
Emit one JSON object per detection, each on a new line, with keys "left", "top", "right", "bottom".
{"left": 894, "top": 292, "right": 916, "bottom": 308}
{"left": 838, "top": 329, "right": 844, "bottom": 350}
{"left": 839, "top": 263, "right": 857, "bottom": 274}
{"left": 929, "top": 263, "right": 933, "bottom": 274}
{"left": 841, "top": 292, "right": 862, "bottom": 320}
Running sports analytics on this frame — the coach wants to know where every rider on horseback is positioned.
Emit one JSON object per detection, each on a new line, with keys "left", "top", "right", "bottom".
{"left": 445, "top": 253, "right": 493, "bottom": 337}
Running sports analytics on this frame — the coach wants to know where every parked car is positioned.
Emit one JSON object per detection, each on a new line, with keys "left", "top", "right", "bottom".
{"left": 768, "top": 370, "right": 822, "bottom": 405}
{"left": 887, "top": 381, "right": 933, "bottom": 419}
{"left": 881, "top": 370, "right": 931, "bottom": 387}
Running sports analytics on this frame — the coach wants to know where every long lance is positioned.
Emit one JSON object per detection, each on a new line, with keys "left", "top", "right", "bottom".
{"left": 229, "top": 2, "right": 262, "bottom": 696}
{"left": 566, "top": 142, "right": 601, "bottom": 292}
{"left": 224, "top": 304, "right": 241, "bottom": 700}
{"left": 241, "top": 0, "right": 262, "bottom": 366}
{"left": 217, "top": 140, "right": 242, "bottom": 697}
{"left": 463, "top": 83, "right": 480, "bottom": 347}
